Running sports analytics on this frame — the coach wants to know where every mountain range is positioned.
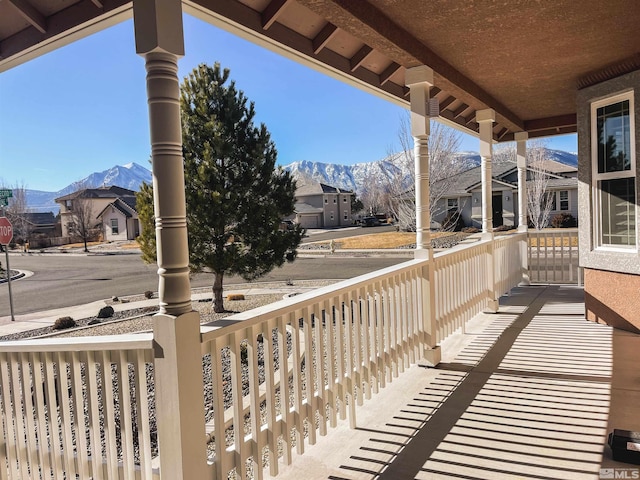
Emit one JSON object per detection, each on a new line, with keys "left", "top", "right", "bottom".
{"left": 21, "top": 149, "right": 577, "bottom": 213}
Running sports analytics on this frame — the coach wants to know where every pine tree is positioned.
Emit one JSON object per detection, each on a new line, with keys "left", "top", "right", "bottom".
{"left": 139, "top": 63, "right": 304, "bottom": 312}
{"left": 135, "top": 181, "right": 156, "bottom": 265}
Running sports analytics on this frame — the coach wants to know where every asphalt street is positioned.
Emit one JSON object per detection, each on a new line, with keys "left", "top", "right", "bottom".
{"left": 0, "top": 253, "right": 407, "bottom": 316}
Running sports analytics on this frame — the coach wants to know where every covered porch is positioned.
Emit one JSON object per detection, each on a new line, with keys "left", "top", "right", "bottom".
{"left": 271, "top": 283, "right": 640, "bottom": 479}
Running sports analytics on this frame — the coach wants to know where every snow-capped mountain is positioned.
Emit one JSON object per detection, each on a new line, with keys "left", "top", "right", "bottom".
{"left": 284, "top": 151, "right": 481, "bottom": 194}
{"left": 24, "top": 163, "right": 152, "bottom": 213}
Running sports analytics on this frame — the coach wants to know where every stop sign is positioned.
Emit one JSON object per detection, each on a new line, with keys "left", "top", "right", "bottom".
{"left": 0, "top": 217, "right": 13, "bottom": 245}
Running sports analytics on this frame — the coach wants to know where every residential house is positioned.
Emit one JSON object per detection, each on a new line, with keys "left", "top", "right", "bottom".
{"left": 293, "top": 182, "right": 354, "bottom": 228}
{"left": 96, "top": 196, "right": 140, "bottom": 241}
{"left": 433, "top": 159, "right": 578, "bottom": 229}
{"left": 55, "top": 186, "right": 139, "bottom": 240}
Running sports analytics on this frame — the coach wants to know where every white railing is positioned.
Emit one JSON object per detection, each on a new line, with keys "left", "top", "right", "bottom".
{"left": 200, "top": 259, "right": 430, "bottom": 480}
{"left": 199, "top": 233, "right": 526, "bottom": 479}
{"left": 527, "top": 229, "right": 581, "bottom": 284}
{"left": 0, "top": 233, "right": 527, "bottom": 480}
{"left": 0, "top": 335, "right": 157, "bottom": 480}
{"left": 433, "top": 240, "right": 490, "bottom": 343}
{"left": 495, "top": 232, "right": 528, "bottom": 296}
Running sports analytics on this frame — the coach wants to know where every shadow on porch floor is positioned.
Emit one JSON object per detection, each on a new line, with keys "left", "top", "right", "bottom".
{"left": 268, "top": 285, "right": 640, "bottom": 480}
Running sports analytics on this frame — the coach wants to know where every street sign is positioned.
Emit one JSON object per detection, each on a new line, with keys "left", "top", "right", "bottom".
{"left": 0, "top": 217, "right": 13, "bottom": 245}
{"left": 0, "top": 189, "right": 12, "bottom": 198}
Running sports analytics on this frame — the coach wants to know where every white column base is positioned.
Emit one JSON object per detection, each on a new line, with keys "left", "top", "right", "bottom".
{"left": 419, "top": 346, "right": 441, "bottom": 367}
{"left": 484, "top": 299, "right": 499, "bottom": 313}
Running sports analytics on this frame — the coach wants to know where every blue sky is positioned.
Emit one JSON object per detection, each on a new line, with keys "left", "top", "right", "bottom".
{"left": 0, "top": 14, "right": 577, "bottom": 192}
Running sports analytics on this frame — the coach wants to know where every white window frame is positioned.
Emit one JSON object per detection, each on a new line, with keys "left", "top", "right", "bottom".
{"left": 111, "top": 218, "right": 119, "bottom": 235}
{"left": 447, "top": 198, "right": 459, "bottom": 209}
{"left": 591, "top": 91, "right": 637, "bottom": 251}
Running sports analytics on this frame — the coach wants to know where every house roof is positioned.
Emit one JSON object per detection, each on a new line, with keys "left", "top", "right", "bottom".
{"left": 1, "top": 1, "right": 637, "bottom": 144}
{"left": 55, "top": 185, "right": 136, "bottom": 203}
{"left": 296, "top": 182, "right": 353, "bottom": 196}
{"left": 96, "top": 197, "right": 138, "bottom": 219}
{"left": 294, "top": 202, "right": 324, "bottom": 214}
{"left": 439, "top": 160, "right": 577, "bottom": 197}
{"left": 23, "top": 212, "right": 56, "bottom": 226}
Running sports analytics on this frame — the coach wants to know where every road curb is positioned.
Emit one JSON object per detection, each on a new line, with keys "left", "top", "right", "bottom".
{"left": 0, "top": 270, "right": 25, "bottom": 284}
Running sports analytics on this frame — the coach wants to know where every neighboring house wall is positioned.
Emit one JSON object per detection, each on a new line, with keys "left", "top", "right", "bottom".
{"left": 295, "top": 183, "right": 354, "bottom": 228}
{"left": 58, "top": 198, "right": 112, "bottom": 238}
{"left": 577, "top": 68, "right": 640, "bottom": 333}
{"left": 101, "top": 209, "right": 129, "bottom": 242}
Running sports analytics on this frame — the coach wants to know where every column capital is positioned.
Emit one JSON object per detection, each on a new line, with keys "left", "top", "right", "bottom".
{"left": 405, "top": 65, "right": 434, "bottom": 87}
{"left": 476, "top": 108, "right": 495, "bottom": 124}
{"left": 134, "top": 0, "right": 185, "bottom": 56}
{"left": 514, "top": 131, "right": 529, "bottom": 142}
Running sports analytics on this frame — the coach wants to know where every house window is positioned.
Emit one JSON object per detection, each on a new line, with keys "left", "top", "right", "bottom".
{"left": 65, "top": 200, "right": 72, "bottom": 209}
{"left": 330, "top": 213, "right": 334, "bottom": 220}
{"left": 592, "top": 92, "right": 636, "bottom": 248}
{"left": 344, "top": 213, "right": 348, "bottom": 220}
{"left": 559, "top": 190, "right": 569, "bottom": 211}
{"left": 324, "top": 198, "right": 328, "bottom": 204}
{"left": 343, "top": 197, "right": 347, "bottom": 203}
{"left": 447, "top": 198, "right": 459, "bottom": 209}
{"left": 333, "top": 198, "right": 336, "bottom": 203}
{"left": 111, "top": 218, "right": 119, "bottom": 235}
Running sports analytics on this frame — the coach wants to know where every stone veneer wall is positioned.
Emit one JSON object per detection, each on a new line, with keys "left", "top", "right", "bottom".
{"left": 577, "top": 69, "right": 640, "bottom": 332}
{"left": 584, "top": 268, "right": 640, "bottom": 333}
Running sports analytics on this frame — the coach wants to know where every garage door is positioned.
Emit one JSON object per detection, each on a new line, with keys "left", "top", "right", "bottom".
{"left": 299, "top": 215, "right": 319, "bottom": 228}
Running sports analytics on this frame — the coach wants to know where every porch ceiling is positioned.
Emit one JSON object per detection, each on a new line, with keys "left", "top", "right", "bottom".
{"left": 1, "top": 0, "right": 639, "bottom": 142}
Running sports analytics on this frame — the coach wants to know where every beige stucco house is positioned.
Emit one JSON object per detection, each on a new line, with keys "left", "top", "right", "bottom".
{"left": 55, "top": 186, "right": 139, "bottom": 240}
{"left": 433, "top": 159, "right": 578, "bottom": 229}
{"left": 293, "top": 182, "right": 354, "bottom": 228}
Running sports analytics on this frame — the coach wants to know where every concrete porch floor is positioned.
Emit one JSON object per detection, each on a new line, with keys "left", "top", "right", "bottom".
{"left": 269, "top": 285, "right": 640, "bottom": 480}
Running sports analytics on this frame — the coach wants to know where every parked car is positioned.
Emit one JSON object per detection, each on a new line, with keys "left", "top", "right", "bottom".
{"left": 359, "top": 216, "right": 381, "bottom": 227}
{"left": 279, "top": 219, "right": 295, "bottom": 231}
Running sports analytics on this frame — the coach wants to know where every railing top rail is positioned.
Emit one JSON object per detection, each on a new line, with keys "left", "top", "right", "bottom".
{"left": 201, "top": 257, "right": 429, "bottom": 343}
{"left": 0, "top": 333, "right": 154, "bottom": 353}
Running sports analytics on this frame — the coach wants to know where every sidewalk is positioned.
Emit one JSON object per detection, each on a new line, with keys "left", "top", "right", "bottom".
{"left": 0, "top": 283, "right": 325, "bottom": 337}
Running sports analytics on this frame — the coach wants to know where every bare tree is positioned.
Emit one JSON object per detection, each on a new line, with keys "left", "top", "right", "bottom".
{"left": 6, "top": 182, "right": 33, "bottom": 247}
{"left": 66, "top": 181, "right": 101, "bottom": 252}
{"left": 526, "top": 141, "right": 555, "bottom": 230}
{"left": 383, "top": 115, "right": 468, "bottom": 231}
{"left": 493, "top": 140, "right": 554, "bottom": 230}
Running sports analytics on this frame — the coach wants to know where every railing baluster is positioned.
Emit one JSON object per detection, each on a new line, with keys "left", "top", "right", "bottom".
{"left": 100, "top": 350, "right": 118, "bottom": 480}
{"left": 368, "top": 283, "right": 380, "bottom": 394}
{"left": 210, "top": 337, "right": 227, "bottom": 479}
{"left": 301, "top": 307, "right": 316, "bottom": 448}
{"left": 248, "top": 324, "right": 264, "bottom": 480}
{"left": 323, "top": 300, "right": 337, "bottom": 427}
{"left": 18, "top": 353, "right": 38, "bottom": 478}
{"left": 351, "top": 289, "right": 363, "bottom": 407}
{"left": 229, "top": 330, "right": 247, "bottom": 477}
{"left": 333, "top": 300, "right": 346, "bottom": 421}
{"left": 263, "top": 319, "right": 279, "bottom": 476}
{"left": 313, "top": 305, "right": 329, "bottom": 436}
{"left": 342, "top": 292, "right": 356, "bottom": 427}
{"left": 133, "top": 350, "right": 153, "bottom": 480}
{"left": 289, "top": 310, "right": 304, "bottom": 455}
{"left": 84, "top": 351, "right": 104, "bottom": 480}
{"left": 55, "top": 352, "right": 77, "bottom": 479}
{"left": 30, "top": 352, "right": 53, "bottom": 480}
{"left": 276, "top": 315, "right": 292, "bottom": 465}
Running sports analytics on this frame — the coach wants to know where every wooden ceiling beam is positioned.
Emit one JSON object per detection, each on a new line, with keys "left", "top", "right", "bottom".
{"left": 524, "top": 114, "right": 577, "bottom": 132}
{"left": 7, "top": 0, "right": 47, "bottom": 33}
{"left": 90, "top": 0, "right": 104, "bottom": 8}
{"left": 315, "top": 0, "right": 524, "bottom": 132}
{"left": 261, "top": 0, "right": 292, "bottom": 30}
{"left": 349, "top": 44, "right": 373, "bottom": 71}
{"left": 379, "top": 61, "right": 401, "bottom": 86}
{"left": 438, "top": 95, "right": 455, "bottom": 110}
{"left": 452, "top": 103, "right": 468, "bottom": 118}
{"left": 312, "top": 23, "right": 338, "bottom": 54}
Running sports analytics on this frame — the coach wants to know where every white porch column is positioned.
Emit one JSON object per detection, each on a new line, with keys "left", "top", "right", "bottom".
{"left": 134, "top": 0, "right": 208, "bottom": 478}
{"left": 406, "top": 66, "right": 440, "bottom": 366}
{"left": 515, "top": 131, "right": 531, "bottom": 285}
{"left": 477, "top": 109, "right": 499, "bottom": 312}
{"left": 405, "top": 66, "right": 432, "bottom": 251}
{"left": 477, "top": 109, "right": 495, "bottom": 236}
{"left": 515, "top": 132, "right": 528, "bottom": 232}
